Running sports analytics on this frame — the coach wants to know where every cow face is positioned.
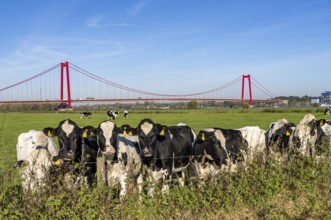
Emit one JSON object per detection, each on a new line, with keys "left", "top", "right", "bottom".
{"left": 49, "top": 119, "right": 82, "bottom": 162}
{"left": 97, "top": 121, "right": 119, "bottom": 160}
{"left": 194, "top": 129, "right": 228, "bottom": 166}
{"left": 137, "top": 119, "right": 158, "bottom": 157}
{"left": 266, "top": 120, "right": 296, "bottom": 154}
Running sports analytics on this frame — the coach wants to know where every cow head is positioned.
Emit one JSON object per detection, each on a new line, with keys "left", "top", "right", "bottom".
{"left": 194, "top": 129, "right": 228, "bottom": 167}
{"left": 97, "top": 121, "right": 119, "bottom": 160}
{"left": 44, "top": 119, "right": 82, "bottom": 162}
{"left": 266, "top": 119, "right": 296, "bottom": 154}
{"left": 137, "top": 118, "right": 158, "bottom": 157}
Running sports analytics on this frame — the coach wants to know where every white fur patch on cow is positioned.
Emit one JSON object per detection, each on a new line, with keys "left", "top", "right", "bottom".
{"left": 141, "top": 122, "right": 153, "bottom": 135}
{"left": 19, "top": 149, "right": 53, "bottom": 194}
{"left": 299, "top": 114, "right": 316, "bottom": 125}
{"left": 268, "top": 119, "right": 288, "bottom": 132}
{"left": 214, "top": 129, "right": 226, "bottom": 147}
{"left": 237, "top": 126, "right": 266, "bottom": 162}
{"left": 321, "top": 121, "right": 331, "bottom": 136}
{"left": 61, "top": 120, "right": 74, "bottom": 137}
{"left": 100, "top": 121, "right": 115, "bottom": 147}
{"left": 203, "top": 128, "right": 215, "bottom": 132}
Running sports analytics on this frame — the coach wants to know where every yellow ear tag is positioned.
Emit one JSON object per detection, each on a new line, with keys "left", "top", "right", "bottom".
{"left": 285, "top": 131, "right": 290, "bottom": 136}
{"left": 54, "top": 160, "right": 62, "bottom": 166}
{"left": 129, "top": 131, "right": 133, "bottom": 136}
{"left": 47, "top": 130, "right": 53, "bottom": 137}
{"left": 160, "top": 128, "right": 165, "bottom": 136}
{"left": 82, "top": 131, "right": 87, "bottom": 138}
{"left": 320, "top": 121, "right": 324, "bottom": 126}
{"left": 90, "top": 131, "right": 94, "bottom": 136}
{"left": 123, "top": 130, "right": 128, "bottom": 136}
{"left": 201, "top": 133, "right": 206, "bottom": 141}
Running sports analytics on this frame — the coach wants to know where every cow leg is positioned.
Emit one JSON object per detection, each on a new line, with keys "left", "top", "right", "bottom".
{"left": 136, "top": 173, "right": 144, "bottom": 202}
{"left": 178, "top": 171, "right": 185, "bottom": 187}
{"left": 119, "top": 174, "right": 127, "bottom": 199}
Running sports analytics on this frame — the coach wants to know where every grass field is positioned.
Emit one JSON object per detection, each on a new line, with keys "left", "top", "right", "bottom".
{"left": 0, "top": 108, "right": 330, "bottom": 219}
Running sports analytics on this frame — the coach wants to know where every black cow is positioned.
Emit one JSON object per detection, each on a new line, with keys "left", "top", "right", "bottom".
{"left": 137, "top": 118, "right": 196, "bottom": 192}
{"left": 324, "top": 107, "right": 331, "bottom": 115}
{"left": 107, "top": 111, "right": 119, "bottom": 120}
{"left": 43, "top": 120, "right": 98, "bottom": 187}
{"left": 80, "top": 125, "right": 98, "bottom": 187}
{"left": 193, "top": 129, "right": 228, "bottom": 178}
{"left": 80, "top": 112, "right": 92, "bottom": 119}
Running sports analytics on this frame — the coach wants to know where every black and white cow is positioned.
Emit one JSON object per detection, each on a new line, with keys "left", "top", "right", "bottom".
{"left": 193, "top": 126, "right": 265, "bottom": 177}
{"left": 15, "top": 130, "right": 60, "bottom": 194}
{"left": 324, "top": 107, "right": 331, "bottom": 115}
{"left": 96, "top": 121, "right": 143, "bottom": 199}
{"left": 123, "top": 110, "right": 128, "bottom": 119}
{"left": 315, "top": 119, "right": 331, "bottom": 154}
{"left": 137, "top": 118, "right": 196, "bottom": 192}
{"left": 291, "top": 114, "right": 329, "bottom": 157}
{"left": 80, "top": 112, "right": 92, "bottom": 119}
{"left": 43, "top": 120, "right": 99, "bottom": 187}
{"left": 266, "top": 119, "right": 296, "bottom": 157}
{"left": 107, "top": 111, "right": 119, "bottom": 120}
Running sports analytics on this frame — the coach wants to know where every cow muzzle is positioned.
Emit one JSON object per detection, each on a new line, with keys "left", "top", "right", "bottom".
{"left": 101, "top": 145, "right": 116, "bottom": 159}
{"left": 143, "top": 147, "right": 153, "bottom": 157}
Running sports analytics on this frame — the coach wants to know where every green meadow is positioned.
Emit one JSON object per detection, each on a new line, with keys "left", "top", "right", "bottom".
{"left": 0, "top": 108, "right": 330, "bottom": 219}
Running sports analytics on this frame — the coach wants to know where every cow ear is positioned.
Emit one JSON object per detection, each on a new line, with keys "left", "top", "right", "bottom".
{"left": 201, "top": 133, "right": 206, "bottom": 141}
{"left": 319, "top": 119, "right": 325, "bottom": 126}
{"left": 159, "top": 127, "right": 165, "bottom": 136}
{"left": 82, "top": 130, "right": 88, "bottom": 138}
{"left": 47, "top": 130, "right": 53, "bottom": 137}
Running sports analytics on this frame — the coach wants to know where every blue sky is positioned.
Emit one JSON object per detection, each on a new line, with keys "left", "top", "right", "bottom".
{"left": 0, "top": 0, "right": 330, "bottom": 97}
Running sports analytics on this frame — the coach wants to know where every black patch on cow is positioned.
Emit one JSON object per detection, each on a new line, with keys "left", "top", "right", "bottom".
{"left": 121, "top": 153, "right": 128, "bottom": 166}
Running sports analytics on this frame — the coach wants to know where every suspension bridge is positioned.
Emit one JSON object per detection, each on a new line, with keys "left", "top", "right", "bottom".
{"left": 0, "top": 61, "right": 280, "bottom": 109}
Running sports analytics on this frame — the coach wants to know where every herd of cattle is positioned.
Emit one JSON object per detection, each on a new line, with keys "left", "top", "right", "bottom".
{"left": 15, "top": 111, "right": 331, "bottom": 198}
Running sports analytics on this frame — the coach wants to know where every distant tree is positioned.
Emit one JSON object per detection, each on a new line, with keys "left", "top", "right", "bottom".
{"left": 242, "top": 102, "right": 250, "bottom": 109}
{"left": 187, "top": 100, "right": 198, "bottom": 109}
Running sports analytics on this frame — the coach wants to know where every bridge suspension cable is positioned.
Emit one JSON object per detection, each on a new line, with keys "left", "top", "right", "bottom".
{"left": 69, "top": 62, "right": 242, "bottom": 97}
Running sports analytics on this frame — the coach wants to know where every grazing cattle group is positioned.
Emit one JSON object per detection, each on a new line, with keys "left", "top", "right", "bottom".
{"left": 15, "top": 112, "right": 331, "bottom": 198}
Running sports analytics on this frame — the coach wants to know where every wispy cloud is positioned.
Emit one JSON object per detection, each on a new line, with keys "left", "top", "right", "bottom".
{"left": 127, "top": 0, "right": 150, "bottom": 17}
{"left": 86, "top": 15, "right": 130, "bottom": 27}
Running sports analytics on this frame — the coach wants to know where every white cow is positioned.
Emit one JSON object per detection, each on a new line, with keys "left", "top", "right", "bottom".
{"left": 16, "top": 130, "right": 60, "bottom": 194}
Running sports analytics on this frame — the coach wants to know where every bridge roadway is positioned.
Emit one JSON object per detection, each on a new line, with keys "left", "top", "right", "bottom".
{"left": 0, "top": 98, "right": 282, "bottom": 105}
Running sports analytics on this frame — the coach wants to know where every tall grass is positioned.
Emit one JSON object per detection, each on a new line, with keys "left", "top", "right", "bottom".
{"left": 1, "top": 108, "right": 330, "bottom": 219}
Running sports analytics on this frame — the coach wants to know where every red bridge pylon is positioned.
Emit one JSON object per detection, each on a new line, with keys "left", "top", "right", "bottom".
{"left": 241, "top": 74, "right": 253, "bottom": 105}
{"left": 60, "top": 61, "right": 72, "bottom": 109}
